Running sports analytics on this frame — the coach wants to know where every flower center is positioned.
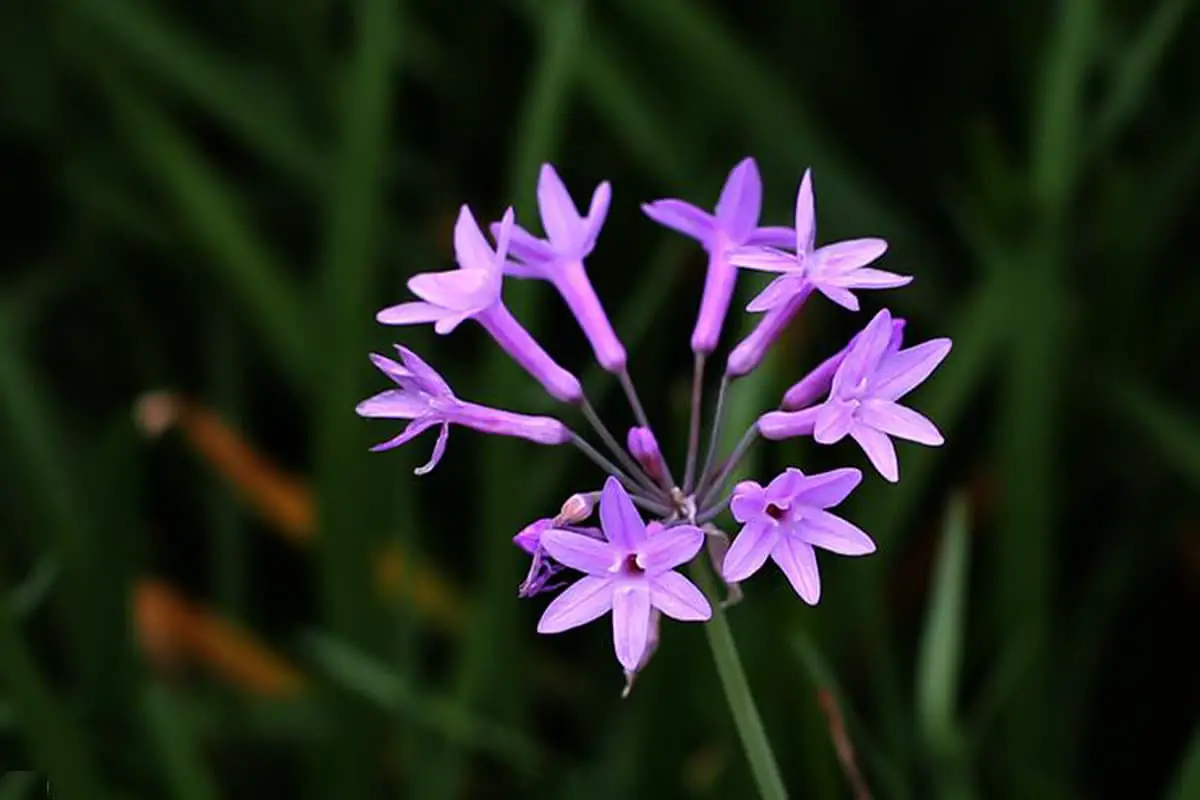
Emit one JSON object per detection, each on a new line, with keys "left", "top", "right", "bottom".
{"left": 620, "top": 553, "right": 645, "bottom": 576}
{"left": 765, "top": 503, "right": 787, "bottom": 521}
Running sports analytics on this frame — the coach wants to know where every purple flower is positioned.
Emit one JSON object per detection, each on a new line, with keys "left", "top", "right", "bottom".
{"left": 627, "top": 426, "right": 666, "bottom": 483}
{"left": 725, "top": 283, "right": 814, "bottom": 378}
{"left": 722, "top": 468, "right": 874, "bottom": 604}
{"left": 357, "top": 345, "right": 571, "bottom": 474}
{"left": 377, "top": 205, "right": 582, "bottom": 403}
{"left": 537, "top": 477, "right": 712, "bottom": 672}
{"left": 757, "top": 309, "right": 951, "bottom": 482}
{"left": 515, "top": 518, "right": 605, "bottom": 598}
{"left": 779, "top": 317, "right": 906, "bottom": 410}
{"left": 498, "top": 165, "right": 627, "bottom": 372}
{"left": 643, "top": 157, "right": 793, "bottom": 354}
{"left": 728, "top": 169, "right": 910, "bottom": 313}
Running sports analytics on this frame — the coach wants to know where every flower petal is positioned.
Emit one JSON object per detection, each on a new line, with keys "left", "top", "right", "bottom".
{"left": 499, "top": 223, "right": 555, "bottom": 266}
{"left": 793, "top": 467, "right": 862, "bottom": 508}
{"left": 765, "top": 468, "right": 805, "bottom": 505}
{"left": 772, "top": 537, "right": 821, "bottom": 604}
{"left": 355, "top": 389, "right": 426, "bottom": 419}
{"left": 394, "top": 345, "right": 452, "bottom": 396}
{"left": 368, "top": 417, "right": 435, "bottom": 453}
{"left": 583, "top": 180, "right": 612, "bottom": 255}
{"left": 612, "top": 584, "right": 651, "bottom": 672}
{"left": 747, "top": 225, "right": 796, "bottom": 249}
{"left": 537, "top": 163, "right": 583, "bottom": 251}
{"left": 641, "top": 199, "right": 715, "bottom": 245}
{"left": 747, "top": 275, "right": 806, "bottom": 313}
{"left": 714, "top": 157, "right": 762, "bottom": 242}
{"left": 727, "top": 246, "right": 798, "bottom": 273}
{"left": 832, "top": 309, "right": 894, "bottom": 394}
{"left": 800, "top": 510, "right": 875, "bottom": 555}
{"left": 453, "top": 205, "right": 495, "bottom": 272}
{"left": 721, "top": 521, "right": 778, "bottom": 583}
{"left": 729, "top": 480, "right": 766, "bottom": 522}
{"left": 871, "top": 338, "right": 952, "bottom": 400}
{"left": 814, "top": 283, "right": 860, "bottom": 310}
{"left": 825, "top": 267, "right": 912, "bottom": 290}
{"left": 815, "top": 238, "right": 888, "bottom": 273}
{"left": 813, "top": 402, "right": 854, "bottom": 444}
{"left": 650, "top": 571, "right": 712, "bottom": 621}
{"left": 599, "top": 475, "right": 646, "bottom": 550}
{"left": 794, "top": 169, "right": 817, "bottom": 254}
{"left": 849, "top": 423, "right": 899, "bottom": 482}
{"left": 860, "top": 399, "right": 944, "bottom": 446}
{"left": 637, "top": 524, "right": 704, "bottom": 573}
{"left": 376, "top": 301, "right": 449, "bottom": 326}
{"left": 433, "top": 311, "right": 472, "bottom": 335}
{"left": 408, "top": 269, "right": 496, "bottom": 312}
{"left": 414, "top": 423, "right": 450, "bottom": 475}
{"left": 537, "top": 576, "right": 614, "bottom": 633}
{"left": 540, "top": 528, "right": 616, "bottom": 575}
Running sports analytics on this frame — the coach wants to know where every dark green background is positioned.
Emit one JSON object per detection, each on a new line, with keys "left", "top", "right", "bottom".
{"left": 2, "top": 0, "right": 1198, "bottom": 797}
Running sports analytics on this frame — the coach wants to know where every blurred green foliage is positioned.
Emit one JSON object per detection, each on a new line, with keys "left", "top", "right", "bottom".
{"left": 2, "top": 0, "right": 1199, "bottom": 797}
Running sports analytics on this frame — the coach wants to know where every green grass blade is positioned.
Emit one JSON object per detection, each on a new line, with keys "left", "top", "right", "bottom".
{"left": 0, "top": 602, "right": 110, "bottom": 800}
{"left": 1092, "top": 0, "right": 1194, "bottom": 154}
{"left": 614, "top": 0, "right": 925, "bottom": 251}
{"left": 310, "top": 0, "right": 397, "bottom": 795}
{"left": 1110, "top": 379, "right": 1200, "bottom": 488}
{"left": 304, "top": 634, "right": 545, "bottom": 776}
{"left": 142, "top": 683, "right": 220, "bottom": 800}
{"left": 431, "top": 2, "right": 583, "bottom": 796}
{"left": 1030, "top": 0, "right": 1098, "bottom": 213}
{"left": 74, "top": 0, "right": 325, "bottom": 184}
{"left": 915, "top": 495, "right": 975, "bottom": 798}
{"left": 1167, "top": 725, "right": 1200, "bottom": 800}
{"left": 104, "top": 85, "right": 308, "bottom": 384}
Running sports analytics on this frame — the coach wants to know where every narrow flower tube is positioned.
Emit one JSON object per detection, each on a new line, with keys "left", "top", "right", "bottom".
{"left": 643, "top": 157, "right": 793, "bottom": 355}
{"left": 476, "top": 304, "right": 582, "bottom": 403}
{"left": 627, "top": 426, "right": 666, "bottom": 483}
{"left": 725, "top": 284, "right": 814, "bottom": 378}
{"left": 357, "top": 345, "right": 571, "bottom": 474}
{"left": 500, "top": 165, "right": 627, "bottom": 372}
{"left": 377, "top": 205, "right": 583, "bottom": 404}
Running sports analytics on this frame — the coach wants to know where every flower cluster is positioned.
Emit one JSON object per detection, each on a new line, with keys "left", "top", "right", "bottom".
{"left": 359, "top": 160, "right": 950, "bottom": 690}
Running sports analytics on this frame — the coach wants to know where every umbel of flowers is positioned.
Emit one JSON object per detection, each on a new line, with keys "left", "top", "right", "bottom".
{"left": 359, "top": 160, "right": 951, "bottom": 692}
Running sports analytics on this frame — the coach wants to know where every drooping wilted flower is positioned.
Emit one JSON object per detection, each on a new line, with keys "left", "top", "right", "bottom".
{"left": 359, "top": 159, "right": 950, "bottom": 686}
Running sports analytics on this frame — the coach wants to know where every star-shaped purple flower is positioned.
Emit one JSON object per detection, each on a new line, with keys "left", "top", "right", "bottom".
{"left": 721, "top": 468, "right": 874, "bottom": 604}
{"left": 728, "top": 169, "right": 910, "bottom": 313}
{"left": 536, "top": 477, "right": 712, "bottom": 672}
{"left": 498, "top": 164, "right": 627, "bottom": 372}
{"left": 377, "top": 205, "right": 582, "bottom": 403}
{"left": 643, "top": 157, "right": 792, "bottom": 354}
{"left": 757, "top": 309, "right": 952, "bottom": 481}
{"left": 356, "top": 345, "right": 571, "bottom": 474}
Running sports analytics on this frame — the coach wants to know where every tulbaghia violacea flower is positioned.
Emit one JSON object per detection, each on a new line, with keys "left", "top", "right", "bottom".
{"left": 377, "top": 205, "right": 583, "bottom": 403}
{"left": 356, "top": 345, "right": 570, "bottom": 474}
{"left": 361, "top": 158, "right": 952, "bottom": 691}
{"left": 722, "top": 468, "right": 874, "bottom": 604}
{"left": 724, "top": 169, "right": 910, "bottom": 378}
{"left": 537, "top": 477, "right": 711, "bottom": 672}
{"left": 642, "top": 158, "right": 792, "bottom": 354}
{"left": 758, "top": 309, "right": 951, "bottom": 481}
{"left": 498, "top": 164, "right": 627, "bottom": 372}
{"left": 779, "top": 317, "right": 906, "bottom": 410}
{"left": 730, "top": 169, "right": 910, "bottom": 313}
